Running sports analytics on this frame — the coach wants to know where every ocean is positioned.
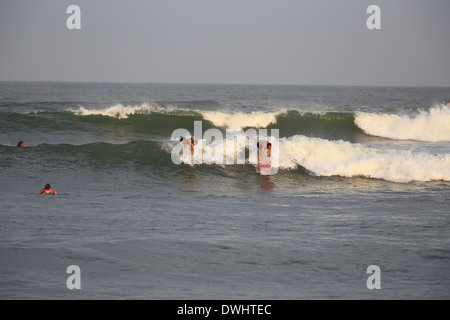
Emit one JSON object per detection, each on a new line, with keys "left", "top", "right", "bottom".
{"left": 0, "top": 82, "right": 449, "bottom": 299}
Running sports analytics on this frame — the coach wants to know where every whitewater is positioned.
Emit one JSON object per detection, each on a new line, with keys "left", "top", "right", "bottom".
{"left": 63, "top": 103, "right": 450, "bottom": 183}
{"left": 355, "top": 105, "right": 450, "bottom": 142}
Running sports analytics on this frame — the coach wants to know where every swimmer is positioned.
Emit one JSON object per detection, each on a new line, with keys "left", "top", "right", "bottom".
{"left": 17, "top": 141, "right": 24, "bottom": 147}
{"left": 39, "top": 184, "right": 57, "bottom": 195}
{"left": 180, "top": 136, "right": 196, "bottom": 152}
{"left": 257, "top": 141, "right": 272, "bottom": 157}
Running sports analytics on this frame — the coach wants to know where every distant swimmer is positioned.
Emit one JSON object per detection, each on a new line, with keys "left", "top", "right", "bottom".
{"left": 447, "top": 101, "right": 450, "bottom": 105}
{"left": 39, "top": 184, "right": 57, "bottom": 195}
{"left": 180, "top": 136, "right": 197, "bottom": 152}
{"left": 17, "top": 141, "right": 24, "bottom": 147}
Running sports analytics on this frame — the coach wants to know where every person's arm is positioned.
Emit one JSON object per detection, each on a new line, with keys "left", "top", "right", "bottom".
{"left": 39, "top": 190, "right": 44, "bottom": 194}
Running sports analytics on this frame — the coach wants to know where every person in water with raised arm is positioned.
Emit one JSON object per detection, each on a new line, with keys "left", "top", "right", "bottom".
{"left": 39, "top": 184, "right": 57, "bottom": 195}
{"left": 180, "top": 136, "right": 196, "bottom": 152}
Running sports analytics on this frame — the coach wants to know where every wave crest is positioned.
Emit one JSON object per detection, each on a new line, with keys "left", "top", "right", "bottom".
{"left": 279, "top": 135, "right": 450, "bottom": 183}
{"left": 200, "top": 110, "right": 285, "bottom": 130}
{"left": 355, "top": 105, "right": 450, "bottom": 142}
{"left": 69, "top": 103, "right": 159, "bottom": 119}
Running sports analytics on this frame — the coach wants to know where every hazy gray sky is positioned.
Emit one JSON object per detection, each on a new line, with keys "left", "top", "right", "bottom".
{"left": 1, "top": 0, "right": 449, "bottom": 86}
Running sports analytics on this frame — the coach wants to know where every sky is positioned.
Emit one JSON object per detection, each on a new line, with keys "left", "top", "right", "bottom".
{"left": 0, "top": 0, "right": 449, "bottom": 86}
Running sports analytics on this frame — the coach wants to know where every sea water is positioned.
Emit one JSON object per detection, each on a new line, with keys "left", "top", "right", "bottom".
{"left": 0, "top": 82, "right": 449, "bottom": 299}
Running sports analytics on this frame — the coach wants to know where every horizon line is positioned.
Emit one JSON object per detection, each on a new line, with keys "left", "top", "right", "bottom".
{"left": 1, "top": 80, "right": 449, "bottom": 89}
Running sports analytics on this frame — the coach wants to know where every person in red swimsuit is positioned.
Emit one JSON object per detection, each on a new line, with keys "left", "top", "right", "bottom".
{"left": 39, "top": 184, "right": 57, "bottom": 195}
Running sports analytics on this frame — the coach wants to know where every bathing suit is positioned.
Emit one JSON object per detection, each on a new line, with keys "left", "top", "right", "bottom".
{"left": 40, "top": 189, "right": 57, "bottom": 195}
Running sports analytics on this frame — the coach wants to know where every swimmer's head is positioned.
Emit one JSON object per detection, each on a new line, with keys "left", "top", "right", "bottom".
{"left": 17, "top": 141, "right": 24, "bottom": 147}
{"left": 44, "top": 184, "right": 51, "bottom": 190}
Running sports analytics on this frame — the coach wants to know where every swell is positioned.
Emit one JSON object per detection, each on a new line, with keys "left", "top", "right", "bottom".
{"left": 0, "top": 108, "right": 210, "bottom": 137}
{"left": 0, "top": 106, "right": 366, "bottom": 141}
{"left": 0, "top": 141, "right": 172, "bottom": 171}
{"left": 269, "top": 110, "right": 360, "bottom": 140}
{"left": 3, "top": 135, "right": 449, "bottom": 183}
{"left": 2, "top": 104, "right": 450, "bottom": 143}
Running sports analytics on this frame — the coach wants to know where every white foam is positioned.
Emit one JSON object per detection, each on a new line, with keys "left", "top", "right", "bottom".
{"left": 69, "top": 105, "right": 286, "bottom": 128}
{"left": 355, "top": 105, "right": 450, "bottom": 142}
{"left": 201, "top": 110, "right": 285, "bottom": 130}
{"left": 69, "top": 103, "right": 157, "bottom": 119}
{"left": 174, "top": 133, "right": 257, "bottom": 166}
{"left": 171, "top": 131, "right": 282, "bottom": 168}
{"left": 278, "top": 135, "right": 450, "bottom": 183}
{"left": 172, "top": 133, "right": 450, "bottom": 182}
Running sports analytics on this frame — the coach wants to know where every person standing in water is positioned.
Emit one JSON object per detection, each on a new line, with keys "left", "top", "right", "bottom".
{"left": 17, "top": 141, "right": 24, "bottom": 147}
{"left": 257, "top": 141, "right": 272, "bottom": 157}
{"left": 39, "top": 184, "right": 57, "bottom": 195}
